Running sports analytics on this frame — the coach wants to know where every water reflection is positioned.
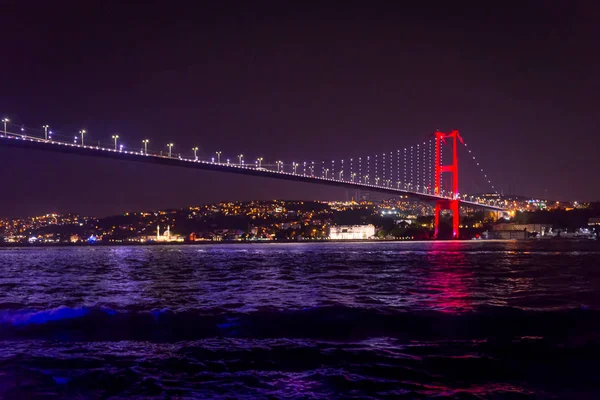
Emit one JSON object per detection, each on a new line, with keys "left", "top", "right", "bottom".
{"left": 424, "top": 242, "right": 474, "bottom": 312}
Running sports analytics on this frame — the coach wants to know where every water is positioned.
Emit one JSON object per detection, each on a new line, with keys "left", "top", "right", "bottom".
{"left": 1, "top": 241, "right": 599, "bottom": 399}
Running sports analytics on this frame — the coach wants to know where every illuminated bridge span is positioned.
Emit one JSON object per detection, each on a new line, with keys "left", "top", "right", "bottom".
{"left": 0, "top": 123, "right": 506, "bottom": 238}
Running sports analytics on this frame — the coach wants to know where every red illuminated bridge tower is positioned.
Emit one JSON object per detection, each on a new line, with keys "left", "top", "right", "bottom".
{"left": 434, "top": 129, "right": 463, "bottom": 239}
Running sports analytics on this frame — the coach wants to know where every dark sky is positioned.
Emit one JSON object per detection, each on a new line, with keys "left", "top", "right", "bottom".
{"left": 0, "top": 1, "right": 598, "bottom": 217}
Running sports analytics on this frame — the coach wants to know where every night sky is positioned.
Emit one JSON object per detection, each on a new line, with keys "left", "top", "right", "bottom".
{"left": 0, "top": 1, "right": 598, "bottom": 217}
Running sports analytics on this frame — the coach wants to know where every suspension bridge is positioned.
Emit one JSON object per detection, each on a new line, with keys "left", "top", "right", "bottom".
{"left": 0, "top": 120, "right": 506, "bottom": 239}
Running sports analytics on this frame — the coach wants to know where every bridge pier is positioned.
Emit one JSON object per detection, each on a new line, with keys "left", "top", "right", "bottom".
{"left": 434, "top": 199, "right": 460, "bottom": 239}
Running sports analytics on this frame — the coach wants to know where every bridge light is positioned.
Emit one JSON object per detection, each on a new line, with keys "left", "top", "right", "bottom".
{"left": 1, "top": 118, "right": 9, "bottom": 135}
{"left": 112, "top": 135, "right": 119, "bottom": 150}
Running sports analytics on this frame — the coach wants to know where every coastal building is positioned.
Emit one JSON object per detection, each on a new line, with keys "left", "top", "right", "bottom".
{"left": 588, "top": 218, "right": 600, "bottom": 226}
{"left": 154, "top": 225, "right": 184, "bottom": 242}
{"left": 493, "top": 223, "right": 553, "bottom": 236}
{"left": 329, "top": 224, "right": 375, "bottom": 240}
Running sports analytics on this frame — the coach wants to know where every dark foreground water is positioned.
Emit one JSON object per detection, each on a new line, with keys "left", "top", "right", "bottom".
{"left": 1, "top": 241, "right": 599, "bottom": 399}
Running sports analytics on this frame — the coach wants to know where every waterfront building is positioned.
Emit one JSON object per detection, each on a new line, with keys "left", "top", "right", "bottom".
{"left": 155, "top": 225, "right": 184, "bottom": 242}
{"left": 493, "top": 223, "right": 553, "bottom": 236}
{"left": 588, "top": 218, "right": 600, "bottom": 226}
{"left": 329, "top": 224, "right": 375, "bottom": 240}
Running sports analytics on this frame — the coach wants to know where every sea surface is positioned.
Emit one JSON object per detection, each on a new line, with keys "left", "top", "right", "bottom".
{"left": 0, "top": 240, "right": 599, "bottom": 399}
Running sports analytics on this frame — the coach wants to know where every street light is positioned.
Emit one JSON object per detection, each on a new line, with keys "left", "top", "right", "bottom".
{"left": 276, "top": 160, "right": 283, "bottom": 172}
{"left": 79, "top": 129, "right": 86, "bottom": 146}
{"left": 192, "top": 147, "right": 199, "bottom": 160}
{"left": 375, "top": 177, "right": 380, "bottom": 186}
{"left": 364, "top": 175, "right": 369, "bottom": 184}
{"left": 43, "top": 125, "right": 49, "bottom": 140}
{"left": 338, "top": 170, "right": 343, "bottom": 180}
{"left": 292, "top": 162, "right": 298, "bottom": 174}
{"left": 216, "top": 151, "right": 222, "bottom": 163}
{"left": 142, "top": 139, "right": 149, "bottom": 154}
{"left": 112, "top": 135, "right": 119, "bottom": 150}
{"left": 351, "top": 173, "right": 356, "bottom": 182}
{"left": 257, "top": 157, "right": 263, "bottom": 168}
{"left": 324, "top": 168, "right": 329, "bottom": 179}
{"left": 167, "top": 143, "right": 174, "bottom": 158}
{"left": 237, "top": 154, "right": 243, "bottom": 166}
{"left": 1, "top": 118, "right": 8, "bottom": 135}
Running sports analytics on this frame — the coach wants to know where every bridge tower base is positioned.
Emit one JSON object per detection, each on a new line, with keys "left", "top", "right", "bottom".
{"left": 434, "top": 199, "right": 459, "bottom": 239}
{"left": 434, "top": 130, "right": 463, "bottom": 239}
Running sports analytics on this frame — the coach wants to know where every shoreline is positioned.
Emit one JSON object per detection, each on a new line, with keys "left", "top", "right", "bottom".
{"left": 0, "top": 237, "right": 593, "bottom": 248}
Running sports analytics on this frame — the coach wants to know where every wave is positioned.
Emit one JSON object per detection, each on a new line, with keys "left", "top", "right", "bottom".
{"left": 1, "top": 305, "right": 599, "bottom": 343}
{"left": 0, "top": 306, "right": 90, "bottom": 325}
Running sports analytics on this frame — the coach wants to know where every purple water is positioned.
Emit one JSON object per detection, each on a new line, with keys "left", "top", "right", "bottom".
{"left": 1, "top": 241, "right": 599, "bottom": 398}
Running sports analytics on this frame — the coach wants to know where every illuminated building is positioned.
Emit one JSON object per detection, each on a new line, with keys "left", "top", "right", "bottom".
{"left": 329, "top": 225, "right": 375, "bottom": 240}
{"left": 588, "top": 218, "right": 600, "bottom": 226}
{"left": 155, "top": 225, "right": 184, "bottom": 242}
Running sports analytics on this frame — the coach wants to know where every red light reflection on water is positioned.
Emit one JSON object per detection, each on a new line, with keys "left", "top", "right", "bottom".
{"left": 424, "top": 242, "right": 474, "bottom": 313}
{"left": 419, "top": 382, "right": 533, "bottom": 397}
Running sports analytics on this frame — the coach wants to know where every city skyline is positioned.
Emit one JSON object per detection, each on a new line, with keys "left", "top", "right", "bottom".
{"left": 2, "top": 196, "right": 590, "bottom": 244}
{"left": 1, "top": 1, "right": 599, "bottom": 217}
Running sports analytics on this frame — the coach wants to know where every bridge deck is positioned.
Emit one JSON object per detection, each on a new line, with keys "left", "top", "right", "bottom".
{"left": 0, "top": 134, "right": 505, "bottom": 211}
